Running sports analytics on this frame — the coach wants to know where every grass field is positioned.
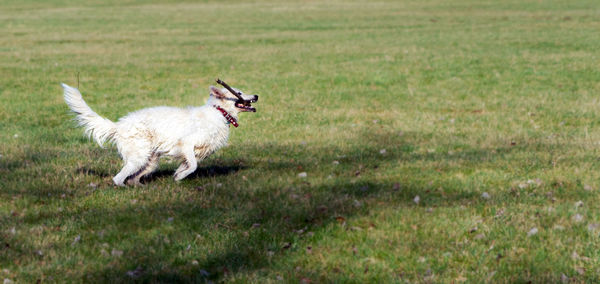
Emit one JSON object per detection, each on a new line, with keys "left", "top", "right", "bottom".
{"left": 2, "top": 0, "right": 600, "bottom": 282}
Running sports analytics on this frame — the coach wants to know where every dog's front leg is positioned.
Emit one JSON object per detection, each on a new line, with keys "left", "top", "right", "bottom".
{"left": 174, "top": 147, "right": 198, "bottom": 181}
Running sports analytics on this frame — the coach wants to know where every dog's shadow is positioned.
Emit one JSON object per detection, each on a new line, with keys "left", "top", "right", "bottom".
{"left": 76, "top": 166, "right": 112, "bottom": 178}
{"left": 141, "top": 164, "right": 246, "bottom": 183}
{"left": 77, "top": 163, "right": 245, "bottom": 184}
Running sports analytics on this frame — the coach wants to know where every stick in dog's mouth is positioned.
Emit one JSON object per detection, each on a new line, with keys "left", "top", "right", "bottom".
{"left": 217, "top": 78, "right": 258, "bottom": 112}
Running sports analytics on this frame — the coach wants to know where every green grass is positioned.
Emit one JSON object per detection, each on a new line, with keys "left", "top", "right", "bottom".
{"left": 2, "top": 0, "right": 600, "bottom": 282}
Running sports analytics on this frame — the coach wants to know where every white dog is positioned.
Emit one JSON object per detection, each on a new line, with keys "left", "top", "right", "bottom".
{"left": 62, "top": 80, "right": 258, "bottom": 186}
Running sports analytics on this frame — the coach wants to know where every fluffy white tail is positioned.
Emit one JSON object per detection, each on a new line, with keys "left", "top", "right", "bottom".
{"left": 62, "top": 83, "right": 117, "bottom": 147}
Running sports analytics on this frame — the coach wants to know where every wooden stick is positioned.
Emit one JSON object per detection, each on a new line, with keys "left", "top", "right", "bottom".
{"left": 216, "top": 78, "right": 245, "bottom": 101}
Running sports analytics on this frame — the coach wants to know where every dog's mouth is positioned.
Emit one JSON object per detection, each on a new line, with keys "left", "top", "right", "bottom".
{"left": 235, "top": 95, "right": 258, "bottom": 112}
{"left": 235, "top": 101, "right": 256, "bottom": 112}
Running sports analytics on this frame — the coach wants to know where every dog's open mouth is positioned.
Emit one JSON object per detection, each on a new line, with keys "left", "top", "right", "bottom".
{"left": 235, "top": 101, "right": 256, "bottom": 112}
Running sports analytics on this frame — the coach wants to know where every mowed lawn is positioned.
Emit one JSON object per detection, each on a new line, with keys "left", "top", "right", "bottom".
{"left": 2, "top": 0, "right": 600, "bottom": 282}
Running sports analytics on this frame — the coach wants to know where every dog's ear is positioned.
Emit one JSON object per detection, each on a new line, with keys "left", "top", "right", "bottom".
{"left": 209, "top": 86, "right": 226, "bottom": 99}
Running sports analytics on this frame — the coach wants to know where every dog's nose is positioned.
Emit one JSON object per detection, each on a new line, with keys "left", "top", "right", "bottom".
{"left": 251, "top": 95, "right": 259, "bottom": 102}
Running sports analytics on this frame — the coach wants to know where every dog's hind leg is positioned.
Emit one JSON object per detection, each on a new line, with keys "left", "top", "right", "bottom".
{"left": 126, "top": 152, "right": 160, "bottom": 186}
{"left": 112, "top": 151, "right": 151, "bottom": 186}
{"left": 112, "top": 139, "right": 154, "bottom": 186}
{"left": 174, "top": 146, "right": 197, "bottom": 181}
{"left": 113, "top": 160, "right": 144, "bottom": 187}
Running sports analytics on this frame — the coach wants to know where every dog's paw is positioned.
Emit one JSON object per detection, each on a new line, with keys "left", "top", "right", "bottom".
{"left": 174, "top": 172, "right": 192, "bottom": 182}
{"left": 112, "top": 177, "right": 126, "bottom": 187}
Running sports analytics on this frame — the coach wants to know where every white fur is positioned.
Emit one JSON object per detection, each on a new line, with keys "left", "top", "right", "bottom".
{"left": 62, "top": 83, "right": 257, "bottom": 186}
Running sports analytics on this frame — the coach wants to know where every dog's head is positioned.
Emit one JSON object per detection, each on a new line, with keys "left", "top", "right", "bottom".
{"left": 208, "top": 81, "right": 258, "bottom": 115}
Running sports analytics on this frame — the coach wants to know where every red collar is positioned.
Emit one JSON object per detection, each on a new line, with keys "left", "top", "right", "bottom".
{"left": 213, "top": 105, "right": 238, "bottom": 127}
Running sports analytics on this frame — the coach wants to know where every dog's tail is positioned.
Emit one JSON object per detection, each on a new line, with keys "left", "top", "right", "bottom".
{"left": 62, "top": 83, "right": 117, "bottom": 147}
